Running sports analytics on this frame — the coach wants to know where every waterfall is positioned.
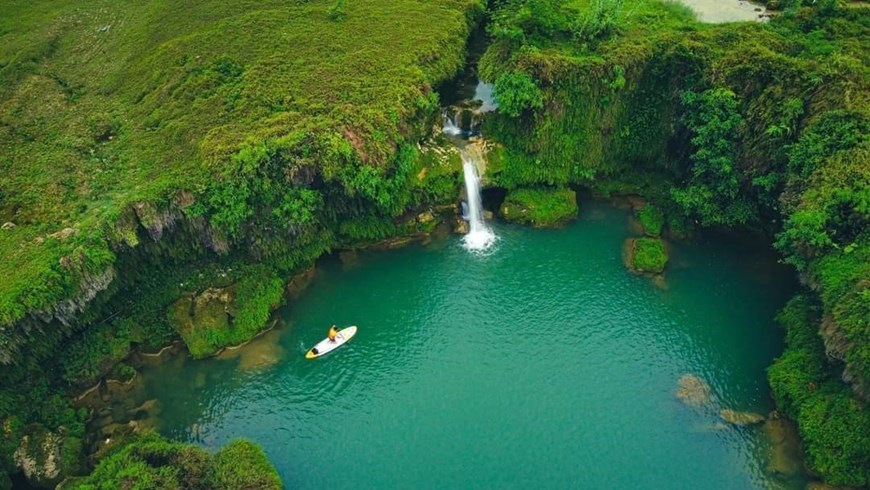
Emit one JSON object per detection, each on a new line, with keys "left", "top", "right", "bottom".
{"left": 442, "top": 110, "right": 462, "bottom": 136}
{"left": 461, "top": 150, "right": 496, "bottom": 251}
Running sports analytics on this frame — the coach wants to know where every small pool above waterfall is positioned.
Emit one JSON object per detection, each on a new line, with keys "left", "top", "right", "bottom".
{"left": 99, "top": 201, "right": 805, "bottom": 489}
{"left": 678, "top": 0, "right": 770, "bottom": 23}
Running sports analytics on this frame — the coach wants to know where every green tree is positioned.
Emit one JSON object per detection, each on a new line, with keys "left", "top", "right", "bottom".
{"left": 673, "top": 88, "right": 753, "bottom": 226}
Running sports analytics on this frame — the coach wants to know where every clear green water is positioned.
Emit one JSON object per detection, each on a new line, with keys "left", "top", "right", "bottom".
{"left": 129, "top": 202, "right": 800, "bottom": 489}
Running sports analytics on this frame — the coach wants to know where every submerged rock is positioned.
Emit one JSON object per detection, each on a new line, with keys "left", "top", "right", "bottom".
{"left": 370, "top": 234, "right": 421, "bottom": 250}
{"left": 676, "top": 374, "right": 713, "bottom": 406}
{"left": 719, "top": 409, "right": 765, "bottom": 426}
{"left": 692, "top": 421, "right": 729, "bottom": 433}
{"left": 763, "top": 414, "right": 805, "bottom": 477}
{"left": 218, "top": 326, "right": 285, "bottom": 372}
{"left": 286, "top": 266, "right": 316, "bottom": 298}
{"left": 650, "top": 274, "right": 669, "bottom": 290}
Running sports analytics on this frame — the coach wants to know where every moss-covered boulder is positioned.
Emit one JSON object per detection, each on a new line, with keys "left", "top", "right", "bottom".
{"left": 13, "top": 425, "right": 82, "bottom": 489}
{"left": 500, "top": 188, "right": 578, "bottom": 227}
{"left": 636, "top": 205, "right": 664, "bottom": 237}
{"left": 625, "top": 238, "right": 668, "bottom": 274}
{"left": 168, "top": 267, "right": 285, "bottom": 358}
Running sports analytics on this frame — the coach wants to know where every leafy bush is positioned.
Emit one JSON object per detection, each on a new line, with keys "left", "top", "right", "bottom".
{"left": 768, "top": 296, "right": 870, "bottom": 487}
{"left": 209, "top": 440, "right": 282, "bottom": 490}
{"left": 68, "top": 433, "right": 281, "bottom": 490}
{"left": 571, "top": 0, "right": 633, "bottom": 43}
{"left": 493, "top": 72, "right": 545, "bottom": 118}
{"left": 59, "top": 324, "right": 132, "bottom": 387}
{"left": 673, "top": 88, "right": 753, "bottom": 227}
{"left": 328, "top": 0, "right": 346, "bottom": 21}
{"left": 233, "top": 268, "right": 285, "bottom": 337}
{"left": 636, "top": 205, "right": 664, "bottom": 236}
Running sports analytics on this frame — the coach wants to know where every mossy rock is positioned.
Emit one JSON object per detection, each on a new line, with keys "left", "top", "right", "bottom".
{"left": 626, "top": 238, "right": 668, "bottom": 274}
{"left": 167, "top": 268, "right": 284, "bottom": 358}
{"left": 499, "top": 187, "right": 578, "bottom": 227}
{"left": 168, "top": 288, "right": 234, "bottom": 358}
{"left": 636, "top": 205, "right": 664, "bottom": 237}
{"left": 13, "top": 425, "right": 83, "bottom": 488}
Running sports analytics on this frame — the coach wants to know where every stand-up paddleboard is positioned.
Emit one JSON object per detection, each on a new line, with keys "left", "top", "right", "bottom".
{"left": 305, "top": 326, "right": 357, "bottom": 359}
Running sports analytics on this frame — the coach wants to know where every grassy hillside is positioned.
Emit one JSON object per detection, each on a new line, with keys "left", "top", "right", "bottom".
{"left": 0, "top": 0, "right": 482, "bottom": 347}
{"left": 0, "top": 1, "right": 481, "bottom": 484}
{"left": 479, "top": 0, "right": 869, "bottom": 485}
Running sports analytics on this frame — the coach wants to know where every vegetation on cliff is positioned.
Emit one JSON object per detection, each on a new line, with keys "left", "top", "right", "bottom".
{"left": 768, "top": 296, "right": 870, "bottom": 485}
{"left": 0, "top": 0, "right": 866, "bottom": 486}
{"left": 0, "top": 0, "right": 482, "bottom": 484}
{"left": 0, "top": 0, "right": 482, "bottom": 358}
{"left": 480, "top": 0, "right": 868, "bottom": 484}
{"left": 61, "top": 433, "right": 281, "bottom": 490}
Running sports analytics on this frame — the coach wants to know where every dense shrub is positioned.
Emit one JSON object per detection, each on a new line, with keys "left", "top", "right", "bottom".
{"left": 673, "top": 88, "right": 754, "bottom": 227}
{"left": 67, "top": 433, "right": 281, "bottom": 490}
{"left": 636, "top": 205, "right": 664, "bottom": 236}
{"left": 209, "top": 440, "right": 282, "bottom": 490}
{"left": 493, "top": 72, "right": 545, "bottom": 118}
{"left": 768, "top": 296, "right": 870, "bottom": 487}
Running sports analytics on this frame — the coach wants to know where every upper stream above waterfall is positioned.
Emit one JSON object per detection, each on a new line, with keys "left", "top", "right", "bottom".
{"left": 97, "top": 201, "right": 804, "bottom": 489}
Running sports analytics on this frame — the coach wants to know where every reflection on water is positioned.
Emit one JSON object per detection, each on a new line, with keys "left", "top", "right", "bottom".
{"left": 86, "top": 201, "right": 806, "bottom": 489}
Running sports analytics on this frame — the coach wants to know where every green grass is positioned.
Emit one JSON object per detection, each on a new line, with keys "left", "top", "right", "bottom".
{"left": 0, "top": 0, "right": 482, "bottom": 338}
{"left": 499, "top": 187, "right": 578, "bottom": 226}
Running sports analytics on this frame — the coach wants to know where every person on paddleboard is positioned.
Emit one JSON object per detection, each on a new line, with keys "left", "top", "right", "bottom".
{"left": 328, "top": 325, "right": 339, "bottom": 342}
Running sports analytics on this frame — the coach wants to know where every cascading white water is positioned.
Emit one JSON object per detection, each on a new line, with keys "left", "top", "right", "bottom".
{"left": 461, "top": 150, "right": 496, "bottom": 251}
{"left": 442, "top": 110, "right": 462, "bottom": 136}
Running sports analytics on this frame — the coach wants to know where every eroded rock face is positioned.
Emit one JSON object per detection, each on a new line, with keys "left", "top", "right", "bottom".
{"left": 719, "top": 409, "right": 765, "bottom": 426}
{"left": 14, "top": 425, "right": 81, "bottom": 488}
{"left": 676, "top": 374, "right": 713, "bottom": 406}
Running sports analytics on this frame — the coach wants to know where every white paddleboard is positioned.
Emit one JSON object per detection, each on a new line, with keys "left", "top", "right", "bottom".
{"left": 305, "top": 326, "right": 357, "bottom": 359}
